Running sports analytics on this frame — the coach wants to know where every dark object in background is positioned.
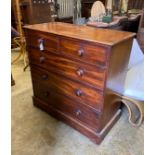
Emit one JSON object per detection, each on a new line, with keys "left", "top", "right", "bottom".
{"left": 20, "top": 0, "right": 52, "bottom": 24}
{"left": 123, "top": 14, "right": 141, "bottom": 33}
{"left": 12, "top": 0, "right": 53, "bottom": 26}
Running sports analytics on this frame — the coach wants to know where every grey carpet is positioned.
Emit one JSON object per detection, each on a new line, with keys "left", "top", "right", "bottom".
{"left": 11, "top": 49, "right": 144, "bottom": 155}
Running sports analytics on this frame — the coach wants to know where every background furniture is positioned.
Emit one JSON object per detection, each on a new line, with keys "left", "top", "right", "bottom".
{"left": 24, "top": 22, "right": 135, "bottom": 144}
{"left": 85, "top": 0, "right": 144, "bottom": 33}
{"left": 81, "top": 0, "right": 106, "bottom": 19}
{"left": 12, "top": 0, "right": 74, "bottom": 25}
{"left": 11, "top": 0, "right": 28, "bottom": 71}
{"left": 87, "top": 15, "right": 128, "bottom": 30}
{"left": 127, "top": 0, "right": 144, "bottom": 14}
{"left": 14, "top": 0, "right": 53, "bottom": 24}
{"left": 137, "top": 10, "right": 144, "bottom": 52}
{"left": 111, "top": 0, "right": 123, "bottom": 15}
{"left": 125, "top": 0, "right": 144, "bottom": 33}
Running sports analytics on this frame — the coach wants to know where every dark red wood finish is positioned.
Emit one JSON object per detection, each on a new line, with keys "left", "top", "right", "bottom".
{"left": 27, "top": 47, "right": 107, "bottom": 90}
{"left": 24, "top": 22, "right": 135, "bottom": 144}
{"left": 32, "top": 79, "right": 102, "bottom": 131}
{"left": 31, "top": 66, "right": 103, "bottom": 111}
{"left": 59, "top": 37, "right": 108, "bottom": 66}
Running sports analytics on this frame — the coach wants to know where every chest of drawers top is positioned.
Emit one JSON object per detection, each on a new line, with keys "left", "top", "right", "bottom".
{"left": 24, "top": 22, "right": 135, "bottom": 46}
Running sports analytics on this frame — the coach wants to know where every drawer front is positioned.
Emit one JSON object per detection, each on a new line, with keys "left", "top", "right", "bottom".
{"left": 31, "top": 66, "right": 103, "bottom": 111}
{"left": 28, "top": 47, "right": 107, "bottom": 90}
{"left": 60, "top": 38, "right": 108, "bottom": 66}
{"left": 25, "top": 30, "right": 59, "bottom": 52}
{"left": 32, "top": 82, "right": 101, "bottom": 131}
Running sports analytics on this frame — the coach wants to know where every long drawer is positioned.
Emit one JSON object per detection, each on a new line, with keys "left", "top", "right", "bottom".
{"left": 32, "top": 83, "right": 101, "bottom": 131}
{"left": 28, "top": 47, "right": 107, "bottom": 90}
{"left": 31, "top": 65, "right": 103, "bottom": 111}
{"left": 60, "top": 37, "right": 108, "bottom": 67}
{"left": 25, "top": 30, "right": 59, "bottom": 52}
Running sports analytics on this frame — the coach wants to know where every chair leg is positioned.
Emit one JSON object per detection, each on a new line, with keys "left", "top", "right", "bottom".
{"left": 12, "top": 37, "right": 29, "bottom": 70}
{"left": 23, "top": 63, "right": 29, "bottom": 72}
{"left": 11, "top": 37, "right": 24, "bottom": 64}
{"left": 22, "top": 41, "right": 28, "bottom": 67}
{"left": 11, "top": 73, "right": 15, "bottom": 86}
{"left": 21, "top": 41, "right": 29, "bottom": 71}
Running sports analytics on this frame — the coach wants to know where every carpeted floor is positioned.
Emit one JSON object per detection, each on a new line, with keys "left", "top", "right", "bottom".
{"left": 11, "top": 49, "right": 144, "bottom": 155}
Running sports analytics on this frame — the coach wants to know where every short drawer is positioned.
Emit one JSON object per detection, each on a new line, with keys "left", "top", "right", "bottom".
{"left": 28, "top": 47, "right": 107, "bottom": 90}
{"left": 25, "top": 30, "right": 59, "bottom": 52}
{"left": 31, "top": 65, "right": 103, "bottom": 111}
{"left": 32, "top": 82, "right": 101, "bottom": 131}
{"left": 60, "top": 38, "right": 108, "bottom": 66}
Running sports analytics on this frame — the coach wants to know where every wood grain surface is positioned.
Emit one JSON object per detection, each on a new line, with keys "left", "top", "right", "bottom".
{"left": 24, "top": 22, "right": 135, "bottom": 46}
{"left": 24, "top": 22, "right": 135, "bottom": 144}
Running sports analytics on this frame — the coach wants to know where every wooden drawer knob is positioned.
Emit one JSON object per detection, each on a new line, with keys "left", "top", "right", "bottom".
{"left": 38, "top": 38, "right": 44, "bottom": 51}
{"left": 39, "top": 56, "right": 45, "bottom": 63}
{"left": 41, "top": 74, "right": 48, "bottom": 80}
{"left": 78, "top": 49, "right": 84, "bottom": 57}
{"left": 76, "top": 109, "right": 81, "bottom": 116}
{"left": 76, "top": 68, "right": 84, "bottom": 76}
{"left": 75, "top": 89, "right": 83, "bottom": 97}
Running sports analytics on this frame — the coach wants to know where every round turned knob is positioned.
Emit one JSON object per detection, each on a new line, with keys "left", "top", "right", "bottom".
{"left": 76, "top": 68, "right": 84, "bottom": 76}
{"left": 44, "top": 91, "right": 50, "bottom": 97}
{"left": 78, "top": 49, "right": 84, "bottom": 57}
{"left": 75, "top": 89, "right": 83, "bottom": 97}
{"left": 39, "top": 56, "right": 45, "bottom": 63}
{"left": 76, "top": 109, "right": 81, "bottom": 116}
{"left": 41, "top": 74, "right": 48, "bottom": 80}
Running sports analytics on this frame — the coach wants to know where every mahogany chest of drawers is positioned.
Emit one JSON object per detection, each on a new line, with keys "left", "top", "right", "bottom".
{"left": 24, "top": 22, "right": 135, "bottom": 144}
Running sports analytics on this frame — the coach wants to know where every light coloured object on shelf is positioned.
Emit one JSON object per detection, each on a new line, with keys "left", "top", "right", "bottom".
{"left": 91, "top": 1, "right": 106, "bottom": 18}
